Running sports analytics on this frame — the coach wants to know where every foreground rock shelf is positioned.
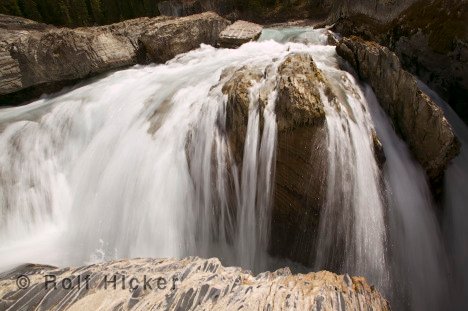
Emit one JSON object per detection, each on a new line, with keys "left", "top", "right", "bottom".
{"left": 0, "top": 257, "right": 390, "bottom": 310}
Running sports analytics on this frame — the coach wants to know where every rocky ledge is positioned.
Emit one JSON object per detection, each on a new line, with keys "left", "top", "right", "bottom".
{"left": 337, "top": 36, "right": 460, "bottom": 188}
{"left": 0, "top": 12, "right": 230, "bottom": 104}
{"left": 0, "top": 257, "right": 390, "bottom": 310}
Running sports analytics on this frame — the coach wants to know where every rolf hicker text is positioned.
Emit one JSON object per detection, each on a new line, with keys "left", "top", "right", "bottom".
{"left": 41, "top": 274, "right": 178, "bottom": 291}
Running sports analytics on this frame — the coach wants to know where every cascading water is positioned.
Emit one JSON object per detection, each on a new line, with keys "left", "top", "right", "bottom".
{"left": 0, "top": 26, "right": 466, "bottom": 310}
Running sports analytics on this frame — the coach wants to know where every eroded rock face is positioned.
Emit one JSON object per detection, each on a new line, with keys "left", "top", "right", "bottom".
{"left": 337, "top": 36, "right": 460, "bottom": 187}
{"left": 219, "top": 20, "right": 263, "bottom": 48}
{"left": 0, "top": 257, "right": 390, "bottom": 310}
{"left": 0, "top": 13, "right": 230, "bottom": 103}
{"left": 221, "top": 53, "right": 332, "bottom": 264}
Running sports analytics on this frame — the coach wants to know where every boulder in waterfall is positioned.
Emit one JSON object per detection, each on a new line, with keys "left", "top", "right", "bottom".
{"left": 0, "top": 13, "right": 230, "bottom": 104}
{"left": 0, "top": 257, "right": 390, "bottom": 310}
{"left": 337, "top": 36, "right": 460, "bottom": 187}
{"left": 218, "top": 20, "right": 263, "bottom": 48}
{"left": 221, "top": 53, "right": 332, "bottom": 264}
{"left": 272, "top": 53, "right": 330, "bottom": 264}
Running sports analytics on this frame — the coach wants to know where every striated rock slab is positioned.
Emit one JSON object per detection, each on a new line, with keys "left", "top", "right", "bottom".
{"left": 0, "top": 12, "right": 230, "bottom": 102}
{"left": 219, "top": 20, "right": 263, "bottom": 48}
{"left": 337, "top": 36, "right": 460, "bottom": 186}
{"left": 0, "top": 257, "right": 390, "bottom": 310}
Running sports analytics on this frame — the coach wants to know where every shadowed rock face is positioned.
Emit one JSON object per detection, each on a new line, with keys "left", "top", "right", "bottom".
{"left": 337, "top": 36, "right": 460, "bottom": 189}
{"left": 0, "top": 257, "right": 390, "bottom": 310}
{"left": 328, "top": 0, "right": 468, "bottom": 125}
{"left": 0, "top": 12, "right": 230, "bottom": 103}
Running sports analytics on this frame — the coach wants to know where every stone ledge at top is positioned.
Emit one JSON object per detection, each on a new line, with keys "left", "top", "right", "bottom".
{"left": 0, "top": 12, "right": 230, "bottom": 101}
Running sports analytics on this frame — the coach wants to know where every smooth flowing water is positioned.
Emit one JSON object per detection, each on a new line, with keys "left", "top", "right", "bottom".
{"left": 0, "top": 27, "right": 465, "bottom": 310}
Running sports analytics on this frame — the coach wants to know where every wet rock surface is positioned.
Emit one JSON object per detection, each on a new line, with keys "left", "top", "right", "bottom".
{"left": 0, "top": 257, "right": 390, "bottom": 310}
{"left": 0, "top": 12, "right": 230, "bottom": 104}
{"left": 219, "top": 20, "right": 263, "bottom": 48}
{"left": 337, "top": 36, "right": 460, "bottom": 186}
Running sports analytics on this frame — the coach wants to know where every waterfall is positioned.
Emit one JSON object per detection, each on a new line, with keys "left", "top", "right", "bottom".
{"left": 314, "top": 69, "right": 388, "bottom": 291}
{"left": 0, "top": 26, "right": 465, "bottom": 310}
{"left": 365, "top": 85, "right": 450, "bottom": 311}
{"left": 0, "top": 39, "right": 292, "bottom": 272}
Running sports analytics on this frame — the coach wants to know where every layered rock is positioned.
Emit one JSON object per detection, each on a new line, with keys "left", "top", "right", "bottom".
{"left": 329, "top": 0, "right": 468, "bottom": 125}
{"left": 0, "top": 257, "right": 390, "bottom": 310}
{"left": 219, "top": 20, "right": 263, "bottom": 48}
{"left": 0, "top": 12, "right": 230, "bottom": 104}
{"left": 337, "top": 36, "right": 460, "bottom": 186}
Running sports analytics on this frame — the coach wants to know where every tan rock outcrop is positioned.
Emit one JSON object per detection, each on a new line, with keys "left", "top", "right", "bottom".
{"left": 0, "top": 257, "right": 390, "bottom": 310}
{"left": 337, "top": 36, "right": 460, "bottom": 186}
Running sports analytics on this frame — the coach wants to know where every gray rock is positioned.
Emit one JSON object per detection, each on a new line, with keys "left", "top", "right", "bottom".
{"left": 0, "top": 12, "right": 230, "bottom": 100}
{"left": 337, "top": 36, "right": 460, "bottom": 186}
{"left": 0, "top": 257, "right": 390, "bottom": 310}
{"left": 219, "top": 20, "right": 263, "bottom": 48}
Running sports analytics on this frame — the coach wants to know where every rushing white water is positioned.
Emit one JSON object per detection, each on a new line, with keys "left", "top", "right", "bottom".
{"left": 0, "top": 33, "right": 330, "bottom": 272}
{"left": 0, "top": 26, "right": 465, "bottom": 310}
